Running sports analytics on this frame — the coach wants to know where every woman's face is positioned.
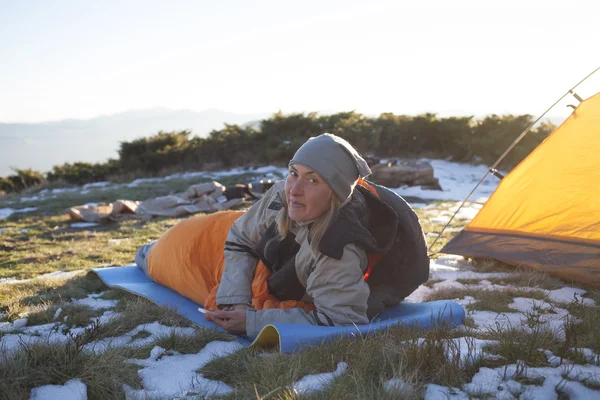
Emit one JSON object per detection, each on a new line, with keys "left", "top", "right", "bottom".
{"left": 285, "top": 164, "right": 334, "bottom": 223}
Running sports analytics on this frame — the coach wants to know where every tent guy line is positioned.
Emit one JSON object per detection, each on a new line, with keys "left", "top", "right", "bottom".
{"left": 428, "top": 64, "right": 600, "bottom": 253}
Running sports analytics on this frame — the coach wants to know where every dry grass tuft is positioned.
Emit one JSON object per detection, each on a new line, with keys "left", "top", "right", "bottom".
{"left": 0, "top": 338, "right": 142, "bottom": 400}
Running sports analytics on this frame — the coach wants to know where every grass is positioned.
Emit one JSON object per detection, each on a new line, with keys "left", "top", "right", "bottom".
{"left": 0, "top": 272, "right": 108, "bottom": 322}
{"left": 1, "top": 177, "right": 599, "bottom": 398}
{"left": 0, "top": 215, "right": 179, "bottom": 280}
{"left": 483, "top": 322, "right": 558, "bottom": 368}
{"left": 0, "top": 170, "right": 275, "bottom": 281}
{"left": 455, "top": 271, "right": 565, "bottom": 291}
{"left": 0, "top": 339, "right": 143, "bottom": 400}
{"left": 562, "top": 302, "right": 600, "bottom": 360}
{"left": 425, "top": 286, "right": 548, "bottom": 314}
{"left": 154, "top": 329, "right": 233, "bottom": 355}
{"left": 26, "top": 304, "right": 104, "bottom": 329}
{"left": 199, "top": 322, "right": 480, "bottom": 399}
{"left": 0, "top": 277, "right": 235, "bottom": 399}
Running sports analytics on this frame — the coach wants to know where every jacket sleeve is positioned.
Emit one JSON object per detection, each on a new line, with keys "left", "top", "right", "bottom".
{"left": 215, "top": 181, "right": 283, "bottom": 307}
{"left": 245, "top": 243, "right": 370, "bottom": 338}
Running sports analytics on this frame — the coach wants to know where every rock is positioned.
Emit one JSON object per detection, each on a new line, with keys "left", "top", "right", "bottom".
{"left": 370, "top": 159, "right": 441, "bottom": 190}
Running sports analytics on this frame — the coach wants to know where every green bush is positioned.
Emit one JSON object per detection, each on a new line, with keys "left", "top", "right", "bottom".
{"left": 118, "top": 130, "right": 195, "bottom": 173}
{"left": 1, "top": 112, "right": 556, "bottom": 193}
{"left": 47, "top": 159, "right": 122, "bottom": 185}
{"left": 0, "top": 168, "right": 45, "bottom": 193}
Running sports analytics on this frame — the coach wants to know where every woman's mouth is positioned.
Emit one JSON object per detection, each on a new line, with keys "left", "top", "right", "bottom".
{"left": 290, "top": 200, "right": 305, "bottom": 208}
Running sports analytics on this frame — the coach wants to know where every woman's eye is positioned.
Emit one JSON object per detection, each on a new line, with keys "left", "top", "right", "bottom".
{"left": 308, "top": 178, "right": 318, "bottom": 184}
{"left": 289, "top": 171, "right": 297, "bottom": 177}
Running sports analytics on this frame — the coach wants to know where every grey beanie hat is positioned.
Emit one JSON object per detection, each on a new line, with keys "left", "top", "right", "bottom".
{"left": 289, "top": 133, "right": 372, "bottom": 201}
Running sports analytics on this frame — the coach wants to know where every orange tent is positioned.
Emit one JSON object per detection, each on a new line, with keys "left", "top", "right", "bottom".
{"left": 441, "top": 92, "right": 600, "bottom": 285}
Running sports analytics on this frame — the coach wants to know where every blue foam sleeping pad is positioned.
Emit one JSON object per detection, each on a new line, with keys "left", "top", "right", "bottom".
{"left": 92, "top": 265, "right": 465, "bottom": 353}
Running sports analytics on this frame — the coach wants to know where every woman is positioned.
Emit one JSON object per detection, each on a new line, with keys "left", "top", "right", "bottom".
{"left": 212, "top": 133, "right": 377, "bottom": 337}
{"left": 137, "top": 133, "right": 428, "bottom": 338}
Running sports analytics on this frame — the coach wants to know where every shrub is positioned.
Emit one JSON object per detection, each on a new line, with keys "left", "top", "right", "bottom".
{"left": 2, "top": 112, "right": 556, "bottom": 192}
{"left": 47, "top": 159, "right": 122, "bottom": 185}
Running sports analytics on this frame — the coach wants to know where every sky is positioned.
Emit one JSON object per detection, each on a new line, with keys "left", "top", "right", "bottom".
{"left": 1, "top": 0, "right": 599, "bottom": 124}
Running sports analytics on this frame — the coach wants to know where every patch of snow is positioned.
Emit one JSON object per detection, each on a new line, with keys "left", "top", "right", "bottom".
{"left": 454, "top": 296, "right": 477, "bottom": 307}
{"left": 292, "top": 361, "right": 348, "bottom": 395}
{"left": 450, "top": 203, "right": 483, "bottom": 220}
{"left": 124, "top": 165, "right": 286, "bottom": 188}
{"left": 384, "top": 377, "right": 413, "bottom": 394}
{"left": 30, "top": 378, "right": 87, "bottom": 400}
{"left": 393, "top": 159, "right": 500, "bottom": 203}
{"left": 108, "top": 238, "right": 129, "bottom": 246}
{"left": 468, "top": 310, "right": 523, "bottom": 331}
{"left": 543, "top": 350, "right": 565, "bottom": 367}
{"left": 125, "top": 341, "right": 243, "bottom": 399}
{"left": 468, "top": 300, "right": 570, "bottom": 335}
{"left": 177, "top": 171, "right": 211, "bottom": 180}
{"left": 431, "top": 255, "right": 475, "bottom": 271}
{"left": 432, "top": 337, "right": 497, "bottom": 368}
{"left": 82, "top": 181, "right": 110, "bottom": 190}
{"left": 424, "top": 384, "right": 468, "bottom": 399}
{"left": 429, "top": 215, "right": 451, "bottom": 224}
{"left": 509, "top": 297, "right": 555, "bottom": 313}
{"left": 432, "top": 279, "right": 467, "bottom": 291}
{"left": 40, "top": 270, "right": 83, "bottom": 280}
{"left": 459, "top": 362, "right": 600, "bottom": 400}
{"left": 431, "top": 269, "right": 515, "bottom": 282}
{"left": 409, "top": 202, "right": 428, "bottom": 209}
{"left": 2, "top": 270, "right": 84, "bottom": 286}
{"left": 0, "top": 206, "right": 37, "bottom": 219}
{"left": 570, "top": 348, "right": 599, "bottom": 364}
{"left": 466, "top": 297, "right": 571, "bottom": 335}
{"left": 17, "top": 207, "right": 38, "bottom": 213}
{"left": 1, "top": 322, "right": 71, "bottom": 354}
{"left": 2, "top": 318, "right": 197, "bottom": 357}
{"left": 85, "top": 321, "right": 196, "bottom": 354}
{"left": 127, "top": 177, "right": 166, "bottom": 187}
{"left": 52, "top": 187, "right": 80, "bottom": 194}
{"left": 68, "top": 311, "right": 122, "bottom": 337}
{"left": 53, "top": 308, "right": 63, "bottom": 320}
{"left": 463, "top": 367, "right": 522, "bottom": 398}
{"left": 20, "top": 195, "right": 41, "bottom": 202}
{"left": 251, "top": 165, "right": 288, "bottom": 175}
{"left": 72, "top": 293, "right": 118, "bottom": 310}
{"left": 70, "top": 222, "right": 99, "bottom": 228}
{"left": 547, "top": 287, "right": 595, "bottom": 306}
{"left": 0, "top": 318, "right": 28, "bottom": 333}
{"left": 149, "top": 345, "right": 166, "bottom": 360}
{"left": 404, "top": 285, "right": 434, "bottom": 303}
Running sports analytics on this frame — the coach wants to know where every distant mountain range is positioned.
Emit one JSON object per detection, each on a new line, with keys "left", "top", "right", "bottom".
{"left": 0, "top": 108, "right": 270, "bottom": 176}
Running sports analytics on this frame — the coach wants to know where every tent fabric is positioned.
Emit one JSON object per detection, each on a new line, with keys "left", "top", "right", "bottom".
{"left": 442, "top": 92, "right": 600, "bottom": 285}
{"left": 91, "top": 265, "right": 465, "bottom": 353}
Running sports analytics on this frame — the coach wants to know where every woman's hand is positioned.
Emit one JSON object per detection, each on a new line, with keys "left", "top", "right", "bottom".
{"left": 212, "top": 310, "right": 247, "bottom": 334}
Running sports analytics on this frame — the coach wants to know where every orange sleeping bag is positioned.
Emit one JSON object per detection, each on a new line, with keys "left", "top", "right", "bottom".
{"left": 146, "top": 210, "right": 316, "bottom": 313}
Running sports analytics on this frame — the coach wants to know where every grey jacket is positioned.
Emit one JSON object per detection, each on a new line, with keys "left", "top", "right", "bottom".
{"left": 215, "top": 180, "right": 370, "bottom": 338}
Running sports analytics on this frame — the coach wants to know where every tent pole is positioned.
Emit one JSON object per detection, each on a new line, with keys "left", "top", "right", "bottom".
{"left": 428, "top": 65, "right": 600, "bottom": 254}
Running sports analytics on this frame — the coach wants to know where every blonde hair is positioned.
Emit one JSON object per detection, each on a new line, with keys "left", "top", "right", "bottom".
{"left": 275, "top": 189, "right": 342, "bottom": 258}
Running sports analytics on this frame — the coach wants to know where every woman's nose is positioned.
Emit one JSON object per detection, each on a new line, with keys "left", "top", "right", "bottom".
{"left": 290, "top": 180, "right": 303, "bottom": 195}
